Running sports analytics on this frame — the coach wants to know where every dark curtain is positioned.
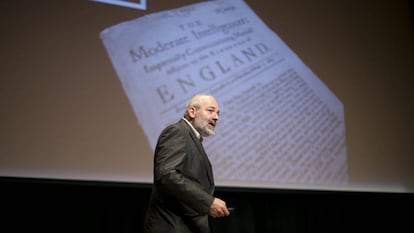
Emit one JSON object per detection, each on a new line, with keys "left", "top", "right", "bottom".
{"left": 2, "top": 177, "right": 412, "bottom": 233}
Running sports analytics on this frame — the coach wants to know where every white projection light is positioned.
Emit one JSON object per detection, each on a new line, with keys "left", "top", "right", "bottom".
{"left": 89, "top": 0, "right": 147, "bottom": 10}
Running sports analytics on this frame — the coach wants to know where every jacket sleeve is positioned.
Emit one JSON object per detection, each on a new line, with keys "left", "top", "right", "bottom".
{"left": 153, "top": 125, "right": 214, "bottom": 215}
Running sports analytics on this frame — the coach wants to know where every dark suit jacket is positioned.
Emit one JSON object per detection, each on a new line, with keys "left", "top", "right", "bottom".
{"left": 144, "top": 119, "right": 215, "bottom": 233}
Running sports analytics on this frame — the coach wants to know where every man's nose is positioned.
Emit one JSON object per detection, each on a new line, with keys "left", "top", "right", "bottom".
{"left": 213, "top": 112, "right": 219, "bottom": 120}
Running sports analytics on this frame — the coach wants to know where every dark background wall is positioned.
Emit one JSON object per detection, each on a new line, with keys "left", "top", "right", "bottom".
{"left": 2, "top": 177, "right": 412, "bottom": 233}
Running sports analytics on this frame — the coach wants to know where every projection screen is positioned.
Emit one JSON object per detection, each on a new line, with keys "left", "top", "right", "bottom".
{"left": 1, "top": 0, "right": 413, "bottom": 193}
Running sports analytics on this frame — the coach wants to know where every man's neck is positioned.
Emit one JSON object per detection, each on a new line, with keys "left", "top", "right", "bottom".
{"left": 182, "top": 117, "right": 201, "bottom": 140}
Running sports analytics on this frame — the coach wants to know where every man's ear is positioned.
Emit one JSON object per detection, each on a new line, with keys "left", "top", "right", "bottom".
{"left": 188, "top": 107, "right": 196, "bottom": 118}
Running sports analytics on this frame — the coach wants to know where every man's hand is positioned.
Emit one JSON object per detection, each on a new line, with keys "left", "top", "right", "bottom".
{"left": 208, "top": 197, "right": 230, "bottom": 218}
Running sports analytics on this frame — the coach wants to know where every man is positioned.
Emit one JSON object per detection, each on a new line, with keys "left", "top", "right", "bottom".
{"left": 144, "top": 94, "right": 230, "bottom": 233}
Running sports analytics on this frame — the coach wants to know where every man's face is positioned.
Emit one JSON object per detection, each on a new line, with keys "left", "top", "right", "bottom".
{"left": 192, "top": 96, "right": 220, "bottom": 137}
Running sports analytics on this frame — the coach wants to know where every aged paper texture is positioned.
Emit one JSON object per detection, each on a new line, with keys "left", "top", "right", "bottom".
{"left": 100, "top": 0, "right": 347, "bottom": 188}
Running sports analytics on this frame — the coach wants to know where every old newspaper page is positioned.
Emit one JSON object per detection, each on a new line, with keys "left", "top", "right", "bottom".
{"left": 100, "top": 0, "right": 347, "bottom": 188}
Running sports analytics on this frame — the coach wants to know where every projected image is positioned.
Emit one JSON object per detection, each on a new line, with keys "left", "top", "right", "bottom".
{"left": 100, "top": 0, "right": 347, "bottom": 188}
